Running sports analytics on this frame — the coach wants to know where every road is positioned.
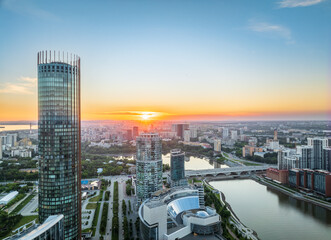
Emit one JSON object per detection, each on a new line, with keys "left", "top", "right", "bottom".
{"left": 20, "top": 194, "right": 38, "bottom": 216}
{"left": 223, "top": 152, "right": 276, "bottom": 168}
{"left": 93, "top": 191, "right": 105, "bottom": 240}
{"left": 104, "top": 181, "right": 114, "bottom": 240}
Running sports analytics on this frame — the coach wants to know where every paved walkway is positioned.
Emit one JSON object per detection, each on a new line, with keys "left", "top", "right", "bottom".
{"left": 93, "top": 191, "right": 105, "bottom": 240}
{"left": 105, "top": 183, "right": 114, "bottom": 240}
{"left": 20, "top": 194, "right": 38, "bottom": 216}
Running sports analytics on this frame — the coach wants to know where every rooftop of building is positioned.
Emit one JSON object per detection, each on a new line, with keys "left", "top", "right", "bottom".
{"left": 170, "top": 149, "right": 184, "bottom": 155}
{"left": 0, "top": 191, "right": 19, "bottom": 202}
{"left": 8, "top": 215, "right": 63, "bottom": 240}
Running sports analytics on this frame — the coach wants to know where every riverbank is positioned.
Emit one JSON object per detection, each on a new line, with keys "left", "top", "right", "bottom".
{"left": 252, "top": 175, "right": 331, "bottom": 211}
{"left": 204, "top": 180, "right": 259, "bottom": 240}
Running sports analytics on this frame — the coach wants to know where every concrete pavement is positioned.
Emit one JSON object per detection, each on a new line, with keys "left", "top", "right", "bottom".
{"left": 20, "top": 194, "right": 38, "bottom": 216}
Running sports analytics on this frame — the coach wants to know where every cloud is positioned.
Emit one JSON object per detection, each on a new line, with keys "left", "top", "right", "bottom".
{"left": 101, "top": 111, "right": 162, "bottom": 116}
{"left": 248, "top": 21, "right": 294, "bottom": 44}
{"left": 1, "top": 0, "right": 59, "bottom": 21}
{"left": 278, "top": 0, "right": 325, "bottom": 8}
{"left": 0, "top": 76, "right": 37, "bottom": 94}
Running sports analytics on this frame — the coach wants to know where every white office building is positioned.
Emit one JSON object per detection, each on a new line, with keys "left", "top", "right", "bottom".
{"left": 231, "top": 130, "right": 237, "bottom": 141}
{"left": 183, "top": 129, "right": 191, "bottom": 142}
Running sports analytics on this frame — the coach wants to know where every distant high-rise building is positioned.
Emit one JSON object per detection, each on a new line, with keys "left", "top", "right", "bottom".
{"left": 307, "top": 137, "right": 328, "bottom": 169}
{"left": 126, "top": 129, "right": 133, "bottom": 141}
{"left": 136, "top": 133, "right": 163, "bottom": 203}
{"left": 183, "top": 129, "right": 191, "bottom": 142}
{"left": 222, "top": 128, "right": 229, "bottom": 138}
{"left": 231, "top": 130, "right": 237, "bottom": 141}
{"left": 38, "top": 51, "right": 81, "bottom": 239}
{"left": 190, "top": 127, "right": 198, "bottom": 139}
{"left": 172, "top": 123, "right": 189, "bottom": 140}
{"left": 170, "top": 149, "right": 187, "bottom": 187}
{"left": 298, "top": 146, "right": 313, "bottom": 169}
{"left": 278, "top": 149, "right": 297, "bottom": 170}
{"left": 6, "top": 133, "right": 17, "bottom": 147}
{"left": 239, "top": 128, "right": 244, "bottom": 135}
{"left": 214, "top": 139, "right": 222, "bottom": 152}
{"left": 274, "top": 129, "right": 278, "bottom": 141}
{"left": 133, "top": 126, "right": 139, "bottom": 139}
{"left": 322, "top": 148, "right": 331, "bottom": 172}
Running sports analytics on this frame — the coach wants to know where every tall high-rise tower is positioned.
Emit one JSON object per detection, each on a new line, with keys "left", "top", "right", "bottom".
{"left": 136, "top": 133, "right": 162, "bottom": 203}
{"left": 170, "top": 149, "right": 187, "bottom": 187}
{"left": 37, "top": 51, "right": 81, "bottom": 239}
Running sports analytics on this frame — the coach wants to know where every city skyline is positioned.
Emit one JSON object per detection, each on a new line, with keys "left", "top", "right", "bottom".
{"left": 1, "top": 0, "right": 331, "bottom": 121}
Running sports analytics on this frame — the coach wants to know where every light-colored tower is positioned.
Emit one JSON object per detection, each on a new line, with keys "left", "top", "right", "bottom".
{"left": 231, "top": 130, "right": 237, "bottom": 141}
{"left": 274, "top": 129, "right": 278, "bottom": 141}
{"left": 38, "top": 51, "right": 81, "bottom": 239}
{"left": 214, "top": 139, "right": 222, "bottom": 152}
{"left": 136, "top": 133, "right": 163, "bottom": 203}
{"left": 183, "top": 129, "right": 191, "bottom": 142}
{"left": 223, "top": 128, "right": 229, "bottom": 138}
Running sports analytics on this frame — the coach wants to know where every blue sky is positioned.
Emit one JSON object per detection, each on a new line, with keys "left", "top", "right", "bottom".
{"left": 0, "top": 0, "right": 330, "bottom": 121}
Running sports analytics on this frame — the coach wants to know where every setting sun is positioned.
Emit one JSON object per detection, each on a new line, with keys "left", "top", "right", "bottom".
{"left": 140, "top": 112, "right": 155, "bottom": 120}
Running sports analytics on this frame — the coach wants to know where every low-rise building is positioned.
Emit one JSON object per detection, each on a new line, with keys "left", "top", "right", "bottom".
{"left": 242, "top": 145, "right": 263, "bottom": 157}
{"left": 288, "top": 169, "right": 331, "bottom": 197}
{"left": 0, "top": 191, "right": 19, "bottom": 205}
{"left": 266, "top": 168, "right": 288, "bottom": 184}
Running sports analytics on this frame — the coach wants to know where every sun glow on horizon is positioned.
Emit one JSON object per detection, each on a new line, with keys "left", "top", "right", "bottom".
{"left": 140, "top": 112, "right": 154, "bottom": 120}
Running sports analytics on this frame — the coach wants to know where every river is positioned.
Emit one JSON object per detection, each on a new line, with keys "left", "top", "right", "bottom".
{"left": 113, "top": 153, "right": 229, "bottom": 170}
{"left": 210, "top": 179, "right": 331, "bottom": 240}
{"left": 0, "top": 124, "right": 37, "bottom": 131}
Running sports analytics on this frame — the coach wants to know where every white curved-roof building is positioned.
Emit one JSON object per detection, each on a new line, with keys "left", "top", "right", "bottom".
{"left": 139, "top": 186, "right": 221, "bottom": 240}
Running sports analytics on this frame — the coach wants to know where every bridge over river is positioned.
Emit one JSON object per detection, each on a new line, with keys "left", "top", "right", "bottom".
{"left": 185, "top": 166, "right": 270, "bottom": 177}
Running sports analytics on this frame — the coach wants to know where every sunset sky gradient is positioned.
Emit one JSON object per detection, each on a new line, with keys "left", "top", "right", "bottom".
{"left": 0, "top": 0, "right": 330, "bottom": 121}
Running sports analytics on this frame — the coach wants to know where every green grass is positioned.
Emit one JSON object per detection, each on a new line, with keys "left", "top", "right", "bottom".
{"left": 89, "top": 191, "right": 103, "bottom": 202}
{"left": 86, "top": 203, "right": 97, "bottom": 210}
{"left": 92, "top": 202, "right": 101, "bottom": 230}
{"left": 243, "top": 162, "right": 260, "bottom": 166}
{"left": 223, "top": 152, "right": 229, "bottom": 158}
{"left": 5, "top": 193, "right": 26, "bottom": 209}
{"left": 10, "top": 193, "right": 35, "bottom": 215}
{"left": 3, "top": 215, "right": 39, "bottom": 239}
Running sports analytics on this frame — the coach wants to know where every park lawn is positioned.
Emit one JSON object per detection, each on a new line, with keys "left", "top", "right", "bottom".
{"left": 89, "top": 191, "right": 103, "bottom": 202}
{"left": 86, "top": 203, "right": 97, "bottom": 210}
{"left": 243, "top": 162, "right": 260, "bottom": 166}
{"left": 3, "top": 215, "right": 38, "bottom": 239}
{"left": 14, "top": 215, "right": 38, "bottom": 229}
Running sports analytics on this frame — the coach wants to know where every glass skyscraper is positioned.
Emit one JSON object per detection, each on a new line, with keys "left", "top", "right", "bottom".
{"left": 37, "top": 51, "right": 81, "bottom": 239}
{"left": 136, "top": 133, "right": 163, "bottom": 203}
{"left": 170, "top": 149, "right": 187, "bottom": 187}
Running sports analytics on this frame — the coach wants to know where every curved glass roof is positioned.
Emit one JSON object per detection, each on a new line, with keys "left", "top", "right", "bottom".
{"left": 196, "top": 211, "right": 209, "bottom": 217}
{"left": 167, "top": 196, "right": 199, "bottom": 218}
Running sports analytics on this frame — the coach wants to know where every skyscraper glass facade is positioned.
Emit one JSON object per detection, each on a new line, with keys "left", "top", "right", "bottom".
{"left": 136, "top": 133, "right": 162, "bottom": 203}
{"left": 170, "top": 149, "right": 187, "bottom": 187}
{"left": 37, "top": 51, "right": 81, "bottom": 240}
